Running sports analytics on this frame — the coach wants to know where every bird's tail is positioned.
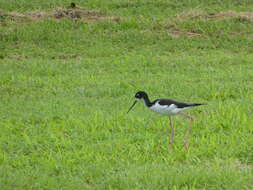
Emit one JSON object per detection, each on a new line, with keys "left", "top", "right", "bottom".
{"left": 190, "top": 103, "right": 207, "bottom": 107}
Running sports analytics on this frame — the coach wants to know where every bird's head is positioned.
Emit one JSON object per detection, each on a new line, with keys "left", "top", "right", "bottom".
{"left": 135, "top": 91, "right": 148, "bottom": 101}
{"left": 127, "top": 91, "right": 148, "bottom": 113}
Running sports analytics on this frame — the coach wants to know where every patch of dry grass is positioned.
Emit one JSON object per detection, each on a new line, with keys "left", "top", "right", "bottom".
{"left": 167, "top": 29, "right": 205, "bottom": 38}
{"left": 165, "top": 10, "right": 253, "bottom": 38}
{"left": 176, "top": 10, "right": 253, "bottom": 22}
{"left": 0, "top": 6, "right": 121, "bottom": 24}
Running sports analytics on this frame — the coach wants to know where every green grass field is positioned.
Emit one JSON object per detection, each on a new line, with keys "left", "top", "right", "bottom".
{"left": 0, "top": 0, "right": 253, "bottom": 189}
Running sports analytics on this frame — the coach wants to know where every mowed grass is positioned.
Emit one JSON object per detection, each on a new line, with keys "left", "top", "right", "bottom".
{"left": 0, "top": 0, "right": 253, "bottom": 189}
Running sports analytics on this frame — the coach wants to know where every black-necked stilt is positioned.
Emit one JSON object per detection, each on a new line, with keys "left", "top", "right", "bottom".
{"left": 127, "top": 91, "right": 206, "bottom": 150}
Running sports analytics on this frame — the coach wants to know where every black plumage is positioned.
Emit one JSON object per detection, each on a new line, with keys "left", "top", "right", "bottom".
{"left": 154, "top": 99, "right": 204, "bottom": 108}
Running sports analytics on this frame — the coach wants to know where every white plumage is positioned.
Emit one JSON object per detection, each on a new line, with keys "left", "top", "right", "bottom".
{"left": 149, "top": 101, "right": 187, "bottom": 116}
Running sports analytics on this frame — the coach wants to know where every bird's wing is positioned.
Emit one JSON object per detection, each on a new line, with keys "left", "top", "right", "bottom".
{"left": 155, "top": 99, "right": 191, "bottom": 108}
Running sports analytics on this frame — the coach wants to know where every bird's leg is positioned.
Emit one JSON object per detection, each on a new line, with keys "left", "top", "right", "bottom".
{"left": 179, "top": 112, "right": 195, "bottom": 151}
{"left": 168, "top": 116, "right": 175, "bottom": 145}
{"left": 168, "top": 116, "right": 175, "bottom": 150}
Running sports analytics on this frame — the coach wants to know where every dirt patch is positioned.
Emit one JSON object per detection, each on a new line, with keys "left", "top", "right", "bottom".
{"left": 4, "top": 10, "right": 49, "bottom": 21}
{"left": 233, "top": 159, "right": 253, "bottom": 171}
{"left": 7, "top": 55, "right": 24, "bottom": 60}
{"left": 53, "top": 8, "right": 102, "bottom": 20}
{"left": 53, "top": 8, "right": 120, "bottom": 23}
{"left": 166, "top": 10, "right": 253, "bottom": 38}
{"left": 176, "top": 10, "right": 253, "bottom": 22}
{"left": 167, "top": 29, "right": 204, "bottom": 38}
{"left": 162, "top": 21, "right": 205, "bottom": 38}
{"left": 176, "top": 9, "right": 205, "bottom": 20}
{"left": 208, "top": 11, "right": 253, "bottom": 21}
{"left": 0, "top": 5, "right": 120, "bottom": 23}
{"left": 58, "top": 53, "right": 82, "bottom": 59}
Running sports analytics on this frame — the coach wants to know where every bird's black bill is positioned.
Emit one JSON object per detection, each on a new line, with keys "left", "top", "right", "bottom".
{"left": 127, "top": 100, "right": 137, "bottom": 114}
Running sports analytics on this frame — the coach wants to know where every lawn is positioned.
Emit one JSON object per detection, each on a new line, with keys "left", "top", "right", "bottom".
{"left": 0, "top": 0, "right": 253, "bottom": 189}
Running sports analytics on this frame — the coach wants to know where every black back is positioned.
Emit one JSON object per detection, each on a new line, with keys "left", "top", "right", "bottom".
{"left": 152, "top": 99, "right": 204, "bottom": 108}
{"left": 134, "top": 91, "right": 205, "bottom": 108}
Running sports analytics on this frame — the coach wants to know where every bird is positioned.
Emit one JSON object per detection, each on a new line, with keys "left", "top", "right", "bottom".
{"left": 127, "top": 91, "right": 206, "bottom": 150}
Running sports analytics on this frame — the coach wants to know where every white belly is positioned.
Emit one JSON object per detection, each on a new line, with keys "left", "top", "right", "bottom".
{"left": 149, "top": 102, "right": 185, "bottom": 116}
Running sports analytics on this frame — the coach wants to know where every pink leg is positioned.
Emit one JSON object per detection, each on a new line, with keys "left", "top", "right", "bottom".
{"left": 179, "top": 112, "right": 195, "bottom": 151}
{"left": 169, "top": 116, "right": 175, "bottom": 145}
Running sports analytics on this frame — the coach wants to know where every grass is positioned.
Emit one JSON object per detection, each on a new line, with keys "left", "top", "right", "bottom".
{"left": 0, "top": 0, "right": 253, "bottom": 189}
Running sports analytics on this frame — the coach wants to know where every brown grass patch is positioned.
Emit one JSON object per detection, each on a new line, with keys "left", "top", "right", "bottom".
{"left": 176, "top": 10, "right": 253, "bottom": 22}
{"left": 166, "top": 10, "right": 253, "bottom": 38}
{"left": 176, "top": 9, "right": 205, "bottom": 20}
{"left": 0, "top": 6, "right": 120, "bottom": 23}
{"left": 233, "top": 159, "right": 253, "bottom": 171}
{"left": 168, "top": 29, "right": 204, "bottom": 38}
